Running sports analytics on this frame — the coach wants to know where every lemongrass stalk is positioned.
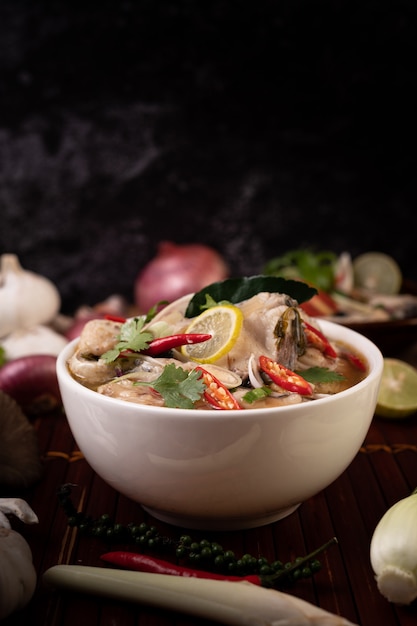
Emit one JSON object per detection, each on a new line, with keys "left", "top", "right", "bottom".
{"left": 43, "top": 564, "right": 357, "bottom": 625}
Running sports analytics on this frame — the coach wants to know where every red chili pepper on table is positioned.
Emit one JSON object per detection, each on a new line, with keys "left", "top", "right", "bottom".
{"left": 100, "top": 552, "right": 262, "bottom": 585}
{"left": 100, "top": 538, "right": 337, "bottom": 588}
{"left": 195, "top": 366, "right": 242, "bottom": 410}
{"left": 144, "top": 334, "right": 212, "bottom": 356}
{"left": 259, "top": 355, "right": 313, "bottom": 396}
{"left": 303, "top": 321, "right": 338, "bottom": 358}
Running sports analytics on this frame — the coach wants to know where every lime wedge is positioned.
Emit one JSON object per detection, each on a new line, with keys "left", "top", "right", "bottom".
{"left": 375, "top": 358, "right": 417, "bottom": 419}
{"left": 353, "top": 252, "right": 402, "bottom": 294}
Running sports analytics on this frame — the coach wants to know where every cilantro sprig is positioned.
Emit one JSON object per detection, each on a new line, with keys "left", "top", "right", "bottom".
{"left": 135, "top": 364, "right": 206, "bottom": 409}
{"left": 296, "top": 367, "right": 345, "bottom": 383}
{"left": 101, "top": 317, "right": 153, "bottom": 363}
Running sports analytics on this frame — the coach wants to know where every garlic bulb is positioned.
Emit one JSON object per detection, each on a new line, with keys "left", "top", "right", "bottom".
{"left": 1, "top": 325, "right": 68, "bottom": 360}
{"left": 370, "top": 490, "right": 417, "bottom": 605}
{"left": 0, "top": 498, "right": 38, "bottom": 620}
{"left": 0, "top": 254, "right": 61, "bottom": 338}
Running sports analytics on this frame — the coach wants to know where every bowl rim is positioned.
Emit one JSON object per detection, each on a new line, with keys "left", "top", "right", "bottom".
{"left": 57, "top": 319, "right": 384, "bottom": 419}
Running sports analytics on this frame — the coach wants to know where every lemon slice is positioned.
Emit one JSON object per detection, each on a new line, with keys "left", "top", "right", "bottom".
{"left": 353, "top": 252, "right": 402, "bottom": 294}
{"left": 181, "top": 305, "right": 243, "bottom": 363}
{"left": 375, "top": 358, "right": 417, "bottom": 419}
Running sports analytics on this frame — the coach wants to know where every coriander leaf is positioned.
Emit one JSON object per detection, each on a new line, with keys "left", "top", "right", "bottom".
{"left": 242, "top": 387, "right": 272, "bottom": 404}
{"left": 296, "top": 367, "right": 345, "bottom": 383}
{"left": 101, "top": 348, "right": 122, "bottom": 363}
{"left": 101, "top": 317, "right": 153, "bottom": 363}
{"left": 136, "top": 364, "right": 205, "bottom": 409}
{"left": 144, "top": 301, "right": 170, "bottom": 323}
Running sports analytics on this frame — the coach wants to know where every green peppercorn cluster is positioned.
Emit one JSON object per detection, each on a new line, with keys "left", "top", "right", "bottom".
{"left": 57, "top": 484, "right": 324, "bottom": 588}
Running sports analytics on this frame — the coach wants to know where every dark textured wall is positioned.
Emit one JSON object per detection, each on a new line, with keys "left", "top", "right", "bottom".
{"left": 1, "top": 0, "right": 416, "bottom": 313}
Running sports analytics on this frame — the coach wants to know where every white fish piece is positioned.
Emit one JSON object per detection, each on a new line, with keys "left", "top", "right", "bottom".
{"left": 77, "top": 319, "right": 123, "bottom": 356}
{"left": 215, "top": 293, "right": 300, "bottom": 378}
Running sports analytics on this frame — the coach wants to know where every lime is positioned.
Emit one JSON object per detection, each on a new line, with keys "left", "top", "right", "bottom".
{"left": 181, "top": 305, "right": 243, "bottom": 363}
{"left": 375, "top": 358, "right": 417, "bottom": 419}
{"left": 353, "top": 252, "right": 402, "bottom": 294}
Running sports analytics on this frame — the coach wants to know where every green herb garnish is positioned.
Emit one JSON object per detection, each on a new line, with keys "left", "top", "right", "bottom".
{"left": 263, "top": 249, "right": 337, "bottom": 292}
{"left": 135, "top": 364, "right": 206, "bottom": 409}
{"left": 101, "top": 317, "right": 153, "bottom": 363}
{"left": 296, "top": 367, "right": 345, "bottom": 383}
{"left": 242, "top": 386, "right": 272, "bottom": 404}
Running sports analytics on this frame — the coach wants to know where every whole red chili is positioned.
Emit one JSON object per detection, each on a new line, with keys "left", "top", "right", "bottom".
{"left": 144, "top": 334, "right": 212, "bottom": 356}
{"left": 118, "top": 333, "right": 213, "bottom": 358}
{"left": 100, "top": 538, "right": 337, "bottom": 588}
{"left": 100, "top": 552, "right": 261, "bottom": 585}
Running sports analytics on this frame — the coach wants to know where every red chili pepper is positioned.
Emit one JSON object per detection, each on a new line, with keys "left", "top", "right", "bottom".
{"left": 104, "top": 314, "right": 127, "bottom": 323}
{"left": 144, "top": 333, "right": 212, "bottom": 356}
{"left": 195, "top": 366, "right": 242, "bottom": 410}
{"left": 300, "top": 291, "right": 339, "bottom": 317}
{"left": 259, "top": 355, "right": 313, "bottom": 395}
{"left": 303, "top": 321, "right": 337, "bottom": 358}
{"left": 100, "top": 552, "right": 261, "bottom": 585}
{"left": 344, "top": 352, "right": 367, "bottom": 371}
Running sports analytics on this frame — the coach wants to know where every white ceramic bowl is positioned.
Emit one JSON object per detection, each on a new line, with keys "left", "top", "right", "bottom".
{"left": 56, "top": 320, "right": 383, "bottom": 531}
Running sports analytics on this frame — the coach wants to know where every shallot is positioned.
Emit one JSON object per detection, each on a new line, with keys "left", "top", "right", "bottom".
{"left": 134, "top": 242, "right": 229, "bottom": 313}
{"left": 370, "top": 489, "right": 417, "bottom": 605}
{"left": 0, "top": 354, "right": 61, "bottom": 414}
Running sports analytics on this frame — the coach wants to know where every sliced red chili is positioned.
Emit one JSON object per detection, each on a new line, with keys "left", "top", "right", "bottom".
{"left": 195, "top": 366, "right": 242, "bottom": 410}
{"left": 303, "top": 321, "right": 337, "bottom": 358}
{"left": 259, "top": 355, "right": 313, "bottom": 395}
{"left": 344, "top": 352, "right": 367, "bottom": 372}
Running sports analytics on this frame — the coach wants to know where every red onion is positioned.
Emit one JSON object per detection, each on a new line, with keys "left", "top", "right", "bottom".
{"left": 134, "top": 242, "right": 229, "bottom": 313}
{"left": 0, "top": 355, "right": 61, "bottom": 415}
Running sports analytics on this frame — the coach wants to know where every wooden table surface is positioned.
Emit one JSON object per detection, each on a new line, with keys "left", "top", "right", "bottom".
{"left": 4, "top": 346, "right": 417, "bottom": 626}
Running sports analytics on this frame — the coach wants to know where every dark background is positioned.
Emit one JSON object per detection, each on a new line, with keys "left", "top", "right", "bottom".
{"left": 1, "top": 0, "right": 416, "bottom": 314}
